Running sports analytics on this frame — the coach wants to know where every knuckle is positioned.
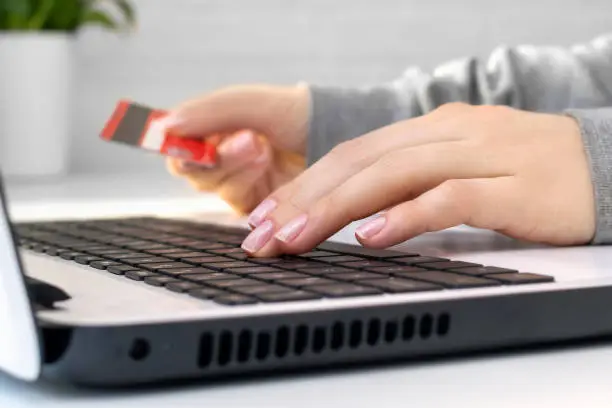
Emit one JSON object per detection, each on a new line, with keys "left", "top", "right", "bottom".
{"left": 434, "top": 102, "right": 471, "bottom": 115}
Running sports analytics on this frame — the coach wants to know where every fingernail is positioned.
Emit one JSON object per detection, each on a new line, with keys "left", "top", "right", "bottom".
{"left": 219, "top": 130, "right": 256, "bottom": 156}
{"left": 178, "top": 160, "right": 208, "bottom": 172}
{"left": 356, "top": 216, "right": 387, "bottom": 240}
{"left": 241, "top": 220, "right": 274, "bottom": 253}
{"left": 275, "top": 214, "right": 308, "bottom": 243}
{"left": 248, "top": 198, "right": 277, "bottom": 227}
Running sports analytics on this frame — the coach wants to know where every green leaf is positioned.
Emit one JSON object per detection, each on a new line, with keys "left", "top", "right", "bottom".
{"left": 112, "top": 0, "right": 135, "bottom": 27}
{"left": 3, "top": 0, "right": 32, "bottom": 29}
{"left": 43, "top": 0, "right": 82, "bottom": 31}
{"left": 81, "top": 9, "right": 119, "bottom": 30}
{"left": 27, "top": 0, "right": 55, "bottom": 30}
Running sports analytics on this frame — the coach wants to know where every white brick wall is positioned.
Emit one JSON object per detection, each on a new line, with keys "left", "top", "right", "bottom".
{"left": 72, "top": 0, "right": 612, "bottom": 174}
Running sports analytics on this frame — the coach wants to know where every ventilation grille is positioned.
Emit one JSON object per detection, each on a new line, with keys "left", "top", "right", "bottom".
{"left": 198, "top": 312, "right": 451, "bottom": 369}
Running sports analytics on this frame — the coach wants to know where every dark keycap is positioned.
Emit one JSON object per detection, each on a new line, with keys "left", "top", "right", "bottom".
{"left": 449, "top": 266, "right": 518, "bottom": 276}
{"left": 487, "top": 272, "right": 554, "bottom": 285}
{"left": 123, "top": 257, "right": 172, "bottom": 265}
{"left": 279, "top": 277, "right": 337, "bottom": 288}
{"left": 268, "top": 260, "right": 326, "bottom": 270}
{"left": 59, "top": 251, "right": 85, "bottom": 260}
{"left": 183, "top": 273, "right": 237, "bottom": 282}
{"left": 225, "top": 252, "right": 249, "bottom": 260}
{"left": 208, "top": 247, "right": 245, "bottom": 255}
{"left": 418, "top": 261, "right": 482, "bottom": 270}
{"left": 409, "top": 272, "right": 500, "bottom": 288}
{"left": 110, "top": 252, "right": 153, "bottom": 260}
{"left": 74, "top": 255, "right": 105, "bottom": 265}
{"left": 298, "top": 250, "right": 338, "bottom": 258}
{"left": 360, "top": 278, "right": 442, "bottom": 293}
{"left": 181, "top": 256, "right": 235, "bottom": 264}
{"left": 318, "top": 255, "right": 363, "bottom": 264}
{"left": 299, "top": 266, "right": 361, "bottom": 276}
{"left": 212, "top": 294, "right": 258, "bottom": 305}
{"left": 94, "top": 248, "right": 134, "bottom": 256}
{"left": 206, "top": 261, "right": 255, "bottom": 271}
{"left": 188, "top": 288, "right": 228, "bottom": 300}
{"left": 185, "top": 242, "right": 230, "bottom": 250}
{"left": 147, "top": 248, "right": 188, "bottom": 255}
{"left": 30, "top": 243, "right": 50, "bottom": 253}
{"left": 125, "top": 270, "right": 158, "bottom": 281}
{"left": 225, "top": 266, "right": 284, "bottom": 275}
{"left": 143, "top": 262, "right": 193, "bottom": 271}
{"left": 128, "top": 243, "right": 169, "bottom": 251}
{"left": 89, "top": 260, "right": 122, "bottom": 270}
{"left": 233, "top": 284, "right": 289, "bottom": 296}
{"left": 257, "top": 291, "right": 321, "bottom": 303}
{"left": 77, "top": 245, "right": 113, "bottom": 253}
{"left": 144, "top": 276, "right": 180, "bottom": 287}
{"left": 162, "top": 251, "right": 209, "bottom": 260}
{"left": 367, "top": 265, "right": 430, "bottom": 275}
{"left": 391, "top": 256, "right": 449, "bottom": 265}
{"left": 341, "top": 260, "right": 395, "bottom": 269}
{"left": 206, "top": 278, "right": 262, "bottom": 289}
{"left": 44, "top": 247, "right": 70, "bottom": 256}
{"left": 249, "top": 257, "right": 284, "bottom": 264}
{"left": 318, "top": 242, "right": 414, "bottom": 258}
{"left": 158, "top": 267, "right": 219, "bottom": 276}
{"left": 255, "top": 272, "right": 310, "bottom": 282}
{"left": 166, "top": 281, "right": 203, "bottom": 293}
{"left": 309, "top": 283, "right": 382, "bottom": 298}
{"left": 107, "top": 265, "right": 140, "bottom": 275}
{"left": 329, "top": 272, "right": 383, "bottom": 281}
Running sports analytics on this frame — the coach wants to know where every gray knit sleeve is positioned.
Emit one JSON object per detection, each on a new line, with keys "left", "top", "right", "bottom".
{"left": 565, "top": 108, "right": 612, "bottom": 244}
{"left": 307, "top": 34, "right": 612, "bottom": 164}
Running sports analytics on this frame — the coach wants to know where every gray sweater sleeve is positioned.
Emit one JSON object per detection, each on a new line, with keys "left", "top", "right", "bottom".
{"left": 306, "top": 33, "right": 612, "bottom": 244}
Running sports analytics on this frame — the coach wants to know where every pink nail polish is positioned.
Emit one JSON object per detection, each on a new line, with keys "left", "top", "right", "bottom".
{"left": 356, "top": 216, "right": 386, "bottom": 240}
{"left": 275, "top": 214, "right": 308, "bottom": 243}
{"left": 247, "top": 198, "right": 277, "bottom": 227}
{"left": 219, "top": 130, "right": 256, "bottom": 156}
{"left": 241, "top": 220, "right": 274, "bottom": 253}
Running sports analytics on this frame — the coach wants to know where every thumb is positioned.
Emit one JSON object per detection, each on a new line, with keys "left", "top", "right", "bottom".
{"left": 163, "top": 84, "right": 310, "bottom": 153}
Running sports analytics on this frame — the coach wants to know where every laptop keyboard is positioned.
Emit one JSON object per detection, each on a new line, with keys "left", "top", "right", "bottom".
{"left": 14, "top": 217, "right": 554, "bottom": 306}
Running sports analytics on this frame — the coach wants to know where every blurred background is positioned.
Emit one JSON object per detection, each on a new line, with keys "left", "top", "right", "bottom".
{"left": 2, "top": 0, "right": 612, "bottom": 181}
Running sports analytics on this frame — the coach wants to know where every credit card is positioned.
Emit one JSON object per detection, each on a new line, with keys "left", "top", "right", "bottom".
{"left": 100, "top": 99, "right": 217, "bottom": 167}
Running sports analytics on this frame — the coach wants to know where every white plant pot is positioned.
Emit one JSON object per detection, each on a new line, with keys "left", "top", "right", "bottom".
{"left": 0, "top": 33, "right": 73, "bottom": 179}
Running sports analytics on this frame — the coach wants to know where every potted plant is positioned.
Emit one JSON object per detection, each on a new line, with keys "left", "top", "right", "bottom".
{"left": 0, "top": 0, "right": 135, "bottom": 179}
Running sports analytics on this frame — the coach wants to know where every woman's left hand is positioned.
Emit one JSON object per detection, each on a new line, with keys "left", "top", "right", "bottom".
{"left": 241, "top": 103, "right": 596, "bottom": 257}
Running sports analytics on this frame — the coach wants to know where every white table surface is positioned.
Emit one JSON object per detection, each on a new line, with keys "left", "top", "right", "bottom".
{"left": 2, "top": 173, "right": 612, "bottom": 407}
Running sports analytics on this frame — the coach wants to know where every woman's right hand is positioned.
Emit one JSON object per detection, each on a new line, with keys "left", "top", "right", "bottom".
{"left": 164, "top": 84, "right": 311, "bottom": 215}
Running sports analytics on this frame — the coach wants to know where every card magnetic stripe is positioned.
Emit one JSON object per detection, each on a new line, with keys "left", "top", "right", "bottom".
{"left": 107, "top": 103, "right": 155, "bottom": 146}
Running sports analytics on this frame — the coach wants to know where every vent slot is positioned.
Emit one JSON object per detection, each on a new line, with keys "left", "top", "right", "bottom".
{"left": 419, "top": 314, "right": 433, "bottom": 339}
{"left": 312, "top": 326, "right": 326, "bottom": 353}
{"left": 331, "top": 322, "right": 344, "bottom": 350}
{"left": 349, "top": 320, "right": 363, "bottom": 348}
{"left": 256, "top": 332, "right": 271, "bottom": 361}
{"left": 198, "top": 333, "right": 213, "bottom": 368}
{"left": 294, "top": 325, "right": 309, "bottom": 355}
{"left": 237, "top": 330, "right": 252, "bottom": 363}
{"left": 367, "top": 318, "right": 381, "bottom": 346}
{"left": 275, "top": 326, "right": 290, "bottom": 358}
{"left": 196, "top": 311, "right": 452, "bottom": 370}
{"left": 218, "top": 331, "right": 233, "bottom": 366}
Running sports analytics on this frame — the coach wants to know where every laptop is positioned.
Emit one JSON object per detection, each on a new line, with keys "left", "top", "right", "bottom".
{"left": 2, "top": 174, "right": 612, "bottom": 387}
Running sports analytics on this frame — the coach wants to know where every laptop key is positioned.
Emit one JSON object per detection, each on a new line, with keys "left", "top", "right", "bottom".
{"left": 208, "top": 247, "right": 245, "bottom": 256}
{"left": 233, "top": 284, "right": 289, "bottom": 296}
{"left": 419, "top": 261, "right": 483, "bottom": 270}
{"left": 299, "top": 267, "right": 361, "bottom": 276}
{"left": 212, "top": 294, "right": 258, "bottom": 305}
{"left": 449, "top": 266, "right": 518, "bottom": 276}
{"left": 183, "top": 273, "right": 238, "bottom": 282}
{"left": 367, "top": 265, "right": 430, "bottom": 275}
{"left": 206, "top": 278, "right": 262, "bottom": 289}
{"left": 298, "top": 251, "right": 338, "bottom": 258}
{"left": 254, "top": 272, "right": 310, "bottom": 282}
{"left": 59, "top": 251, "right": 86, "bottom": 260}
{"left": 249, "top": 257, "right": 285, "bottom": 264}
{"left": 392, "top": 256, "right": 449, "bottom": 265}
{"left": 206, "top": 261, "right": 256, "bottom": 271}
{"left": 226, "top": 266, "right": 284, "bottom": 275}
{"left": 340, "top": 260, "right": 395, "bottom": 269}
{"left": 110, "top": 252, "right": 153, "bottom": 260}
{"left": 158, "top": 267, "right": 219, "bottom": 276}
{"left": 487, "top": 272, "right": 554, "bottom": 285}
{"left": 144, "top": 276, "right": 180, "bottom": 287}
{"left": 93, "top": 248, "right": 134, "bottom": 256}
{"left": 74, "top": 255, "right": 105, "bottom": 265}
{"left": 328, "top": 272, "right": 382, "bottom": 281}
{"left": 188, "top": 288, "right": 228, "bottom": 300}
{"left": 107, "top": 265, "right": 140, "bottom": 275}
{"left": 124, "top": 257, "right": 172, "bottom": 265}
{"left": 143, "top": 262, "right": 192, "bottom": 270}
{"left": 182, "top": 256, "right": 235, "bottom": 264}
{"left": 146, "top": 248, "right": 188, "bottom": 255}
{"left": 166, "top": 281, "right": 204, "bottom": 293}
{"left": 309, "top": 283, "right": 382, "bottom": 298}
{"left": 162, "top": 251, "right": 208, "bottom": 260}
{"left": 125, "top": 270, "right": 158, "bottom": 281}
{"left": 258, "top": 291, "right": 322, "bottom": 303}
{"left": 318, "top": 242, "right": 414, "bottom": 258}
{"left": 408, "top": 272, "right": 500, "bottom": 288}
{"left": 318, "top": 256, "right": 363, "bottom": 264}
{"left": 89, "top": 260, "right": 122, "bottom": 270}
{"left": 279, "top": 277, "right": 337, "bottom": 288}
{"left": 360, "top": 278, "right": 442, "bottom": 293}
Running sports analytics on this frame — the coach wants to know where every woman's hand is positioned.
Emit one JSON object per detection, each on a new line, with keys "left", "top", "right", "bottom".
{"left": 241, "top": 103, "right": 596, "bottom": 256}
{"left": 165, "top": 84, "right": 310, "bottom": 214}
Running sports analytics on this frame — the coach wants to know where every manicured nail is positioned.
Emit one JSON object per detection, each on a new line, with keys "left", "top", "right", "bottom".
{"left": 248, "top": 198, "right": 277, "bottom": 227}
{"left": 241, "top": 220, "right": 274, "bottom": 253}
{"left": 275, "top": 214, "right": 308, "bottom": 243}
{"left": 356, "top": 216, "right": 387, "bottom": 240}
{"left": 219, "top": 130, "right": 256, "bottom": 156}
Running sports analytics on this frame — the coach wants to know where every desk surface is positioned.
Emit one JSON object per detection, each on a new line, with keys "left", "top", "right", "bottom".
{"left": 2, "top": 174, "right": 612, "bottom": 407}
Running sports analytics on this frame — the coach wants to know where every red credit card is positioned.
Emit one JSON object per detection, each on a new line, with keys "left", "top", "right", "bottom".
{"left": 100, "top": 99, "right": 217, "bottom": 167}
